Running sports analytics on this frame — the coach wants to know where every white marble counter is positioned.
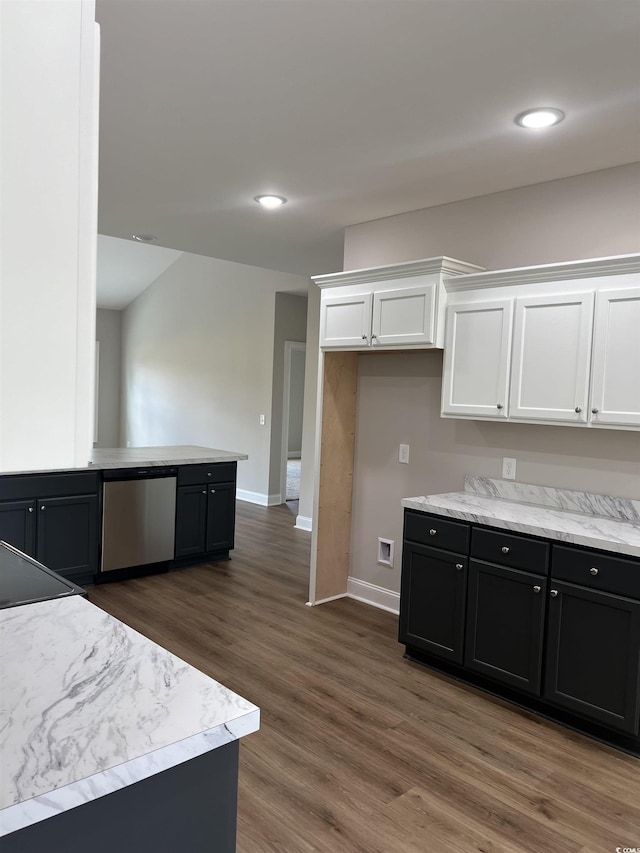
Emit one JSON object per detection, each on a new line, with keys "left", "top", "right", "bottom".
{"left": 402, "top": 477, "right": 640, "bottom": 558}
{"left": 0, "top": 596, "right": 259, "bottom": 837}
{"left": 88, "top": 445, "right": 248, "bottom": 469}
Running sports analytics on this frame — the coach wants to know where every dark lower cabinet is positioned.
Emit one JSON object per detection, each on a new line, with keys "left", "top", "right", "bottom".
{"left": 544, "top": 581, "right": 640, "bottom": 735}
{"left": 36, "top": 495, "right": 99, "bottom": 578}
{"left": 0, "top": 499, "right": 36, "bottom": 555}
{"left": 175, "top": 482, "right": 236, "bottom": 559}
{"left": 399, "top": 542, "right": 467, "bottom": 664}
{"left": 465, "top": 560, "right": 546, "bottom": 694}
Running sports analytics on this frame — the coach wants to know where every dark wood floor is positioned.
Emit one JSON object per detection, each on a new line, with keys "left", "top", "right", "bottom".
{"left": 90, "top": 502, "right": 640, "bottom": 853}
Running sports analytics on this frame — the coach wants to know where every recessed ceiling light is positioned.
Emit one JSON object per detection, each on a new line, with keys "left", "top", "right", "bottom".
{"left": 514, "top": 108, "right": 565, "bottom": 129}
{"left": 132, "top": 234, "right": 157, "bottom": 242}
{"left": 254, "top": 194, "right": 287, "bottom": 209}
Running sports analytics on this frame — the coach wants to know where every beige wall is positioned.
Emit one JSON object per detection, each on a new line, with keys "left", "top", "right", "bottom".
{"left": 352, "top": 352, "right": 640, "bottom": 595}
{"left": 95, "top": 309, "right": 122, "bottom": 448}
{"left": 344, "top": 163, "right": 640, "bottom": 271}
{"left": 268, "top": 293, "right": 307, "bottom": 497}
{"left": 121, "top": 251, "right": 308, "bottom": 500}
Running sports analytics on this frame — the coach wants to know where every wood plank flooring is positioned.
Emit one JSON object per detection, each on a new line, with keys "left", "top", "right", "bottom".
{"left": 89, "top": 502, "right": 640, "bottom": 853}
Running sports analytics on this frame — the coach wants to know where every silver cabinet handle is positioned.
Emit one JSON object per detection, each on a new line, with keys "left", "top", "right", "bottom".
{"left": 28, "top": 507, "right": 34, "bottom": 513}
{"left": 455, "top": 563, "right": 464, "bottom": 571}
{"left": 575, "top": 406, "right": 582, "bottom": 414}
{"left": 201, "top": 490, "right": 206, "bottom": 494}
{"left": 207, "top": 472, "right": 212, "bottom": 477}
{"left": 533, "top": 585, "right": 541, "bottom": 593}
{"left": 40, "top": 505, "right": 46, "bottom": 511}
{"left": 550, "top": 589, "right": 558, "bottom": 597}
{"left": 429, "top": 528, "right": 437, "bottom": 536}
{"left": 501, "top": 546, "right": 510, "bottom": 554}
{"left": 496, "top": 403, "right": 504, "bottom": 410}
{"left": 590, "top": 567, "right": 599, "bottom": 576}
{"left": 210, "top": 489, "right": 216, "bottom": 494}
{"left": 591, "top": 408, "right": 599, "bottom": 414}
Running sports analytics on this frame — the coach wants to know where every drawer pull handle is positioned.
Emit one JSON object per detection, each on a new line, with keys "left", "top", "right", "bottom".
{"left": 533, "top": 585, "right": 541, "bottom": 593}
{"left": 496, "top": 403, "right": 504, "bottom": 410}
{"left": 210, "top": 490, "right": 216, "bottom": 495}
{"left": 28, "top": 507, "right": 34, "bottom": 513}
{"left": 455, "top": 563, "right": 464, "bottom": 571}
{"left": 429, "top": 528, "right": 437, "bottom": 536}
{"left": 590, "top": 567, "right": 599, "bottom": 576}
{"left": 501, "top": 546, "right": 510, "bottom": 554}
{"left": 207, "top": 472, "right": 212, "bottom": 477}
{"left": 574, "top": 406, "right": 582, "bottom": 414}
{"left": 550, "top": 589, "right": 558, "bottom": 598}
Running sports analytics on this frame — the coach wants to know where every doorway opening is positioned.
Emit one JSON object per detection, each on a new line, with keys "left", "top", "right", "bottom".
{"left": 280, "top": 341, "right": 306, "bottom": 506}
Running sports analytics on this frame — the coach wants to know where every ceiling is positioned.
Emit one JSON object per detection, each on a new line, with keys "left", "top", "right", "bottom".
{"left": 96, "top": 0, "right": 640, "bottom": 280}
{"left": 97, "top": 235, "right": 182, "bottom": 309}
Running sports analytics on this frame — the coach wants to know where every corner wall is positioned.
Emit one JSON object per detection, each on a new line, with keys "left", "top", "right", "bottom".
{"left": 120, "top": 251, "right": 308, "bottom": 501}
{"left": 95, "top": 308, "right": 122, "bottom": 448}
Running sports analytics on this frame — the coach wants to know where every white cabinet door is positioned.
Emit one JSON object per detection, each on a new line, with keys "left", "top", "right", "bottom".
{"left": 441, "top": 299, "right": 513, "bottom": 418}
{"left": 371, "top": 284, "right": 436, "bottom": 347}
{"left": 589, "top": 287, "right": 640, "bottom": 428}
{"left": 509, "top": 292, "right": 594, "bottom": 424}
{"left": 320, "top": 292, "right": 373, "bottom": 349}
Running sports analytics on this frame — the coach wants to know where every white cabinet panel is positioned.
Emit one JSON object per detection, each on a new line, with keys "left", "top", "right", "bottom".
{"left": 441, "top": 299, "right": 513, "bottom": 418}
{"left": 320, "top": 293, "right": 373, "bottom": 349}
{"left": 372, "top": 284, "right": 436, "bottom": 347}
{"left": 590, "top": 288, "right": 640, "bottom": 428}
{"left": 509, "top": 293, "right": 594, "bottom": 424}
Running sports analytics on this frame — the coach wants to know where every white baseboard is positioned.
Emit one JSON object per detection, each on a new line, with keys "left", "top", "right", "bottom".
{"left": 294, "top": 515, "right": 312, "bottom": 532}
{"left": 236, "top": 489, "right": 282, "bottom": 507}
{"left": 347, "top": 577, "right": 400, "bottom": 615}
{"left": 306, "top": 593, "right": 348, "bottom": 606}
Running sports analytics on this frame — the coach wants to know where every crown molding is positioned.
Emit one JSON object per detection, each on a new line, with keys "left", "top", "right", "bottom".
{"left": 312, "top": 256, "right": 484, "bottom": 288}
{"left": 444, "top": 253, "right": 640, "bottom": 292}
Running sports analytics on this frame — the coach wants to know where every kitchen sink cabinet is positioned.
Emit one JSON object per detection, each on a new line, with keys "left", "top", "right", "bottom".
{"left": 0, "top": 474, "right": 99, "bottom": 583}
{"left": 175, "top": 464, "right": 236, "bottom": 560}
{"left": 400, "top": 510, "right": 640, "bottom": 752}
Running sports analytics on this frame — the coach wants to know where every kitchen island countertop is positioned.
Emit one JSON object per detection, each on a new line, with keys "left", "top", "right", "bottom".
{"left": 0, "top": 595, "right": 259, "bottom": 837}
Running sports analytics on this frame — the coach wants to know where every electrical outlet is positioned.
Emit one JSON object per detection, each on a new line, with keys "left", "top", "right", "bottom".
{"left": 399, "top": 444, "right": 410, "bottom": 464}
{"left": 259, "top": 414, "right": 266, "bottom": 426}
{"left": 503, "top": 457, "right": 516, "bottom": 480}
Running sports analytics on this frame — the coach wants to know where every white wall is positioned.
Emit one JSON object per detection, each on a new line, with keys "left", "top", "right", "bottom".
{"left": 120, "top": 251, "right": 308, "bottom": 501}
{"left": 0, "top": 0, "right": 99, "bottom": 472}
{"left": 95, "top": 309, "right": 122, "bottom": 448}
{"left": 296, "top": 282, "right": 321, "bottom": 530}
{"left": 351, "top": 351, "right": 640, "bottom": 598}
{"left": 344, "top": 163, "right": 640, "bottom": 271}
{"left": 268, "top": 293, "right": 307, "bottom": 498}
{"left": 288, "top": 348, "right": 306, "bottom": 456}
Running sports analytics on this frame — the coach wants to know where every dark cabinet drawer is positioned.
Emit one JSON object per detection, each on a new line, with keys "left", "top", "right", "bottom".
{"left": 471, "top": 527, "right": 549, "bottom": 574}
{"left": 0, "top": 472, "right": 99, "bottom": 501}
{"left": 552, "top": 545, "right": 640, "bottom": 600}
{"left": 177, "top": 463, "right": 237, "bottom": 487}
{"left": 404, "top": 511, "right": 470, "bottom": 554}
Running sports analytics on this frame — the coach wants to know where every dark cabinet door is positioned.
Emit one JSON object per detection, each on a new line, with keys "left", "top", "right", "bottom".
{"left": 36, "top": 495, "right": 98, "bottom": 577}
{"left": 465, "top": 560, "right": 546, "bottom": 694}
{"left": 175, "top": 485, "right": 208, "bottom": 558}
{"left": 205, "top": 483, "right": 235, "bottom": 553}
{"left": 544, "top": 581, "right": 640, "bottom": 734}
{"left": 0, "top": 500, "right": 36, "bottom": 556}
{"left": 399, "top": 543, "right": 467, "bottom": 663}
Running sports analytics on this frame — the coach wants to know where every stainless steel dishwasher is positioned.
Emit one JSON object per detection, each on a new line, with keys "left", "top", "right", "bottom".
{"left": 101, "top": 467, "right": 177, "bottom": 572}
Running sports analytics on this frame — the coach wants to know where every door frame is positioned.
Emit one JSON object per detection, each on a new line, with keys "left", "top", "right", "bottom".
{"left": 280, "top": 341, "right": 306, "bottom": 503}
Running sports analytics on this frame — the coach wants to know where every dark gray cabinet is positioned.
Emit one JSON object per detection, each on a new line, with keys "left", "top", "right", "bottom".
{"left": 175, "top": 464, "right": 236, "bottom": 560}
{"left": 465, "top": 561, "right": 546, "bottom": 694}
{"left": 0, "top": 473, "right": 99, "bottom": 582}
{"left": 399, "top": 542, "right": 467, "bottom": 663}
{"left": 400, "top": 509, "right": 640, "bottom": 751}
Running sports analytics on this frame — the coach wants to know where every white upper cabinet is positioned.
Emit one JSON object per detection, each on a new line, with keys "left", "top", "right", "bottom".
{"left": 315, "top": 257, "right": 483, "bottom": 352}
{"left": 589, "top": 287, "right": 640, "bottom": 428}
{"left": 509, "top": 292, "right": 595, "bottom": 424}
{"left": 371, "top": 284, "right": 436, "bottom": 347}
{"left": 441, "top": 299, "right": 513, "bottom": 419}
{"left": 440, "top": 254, "right": 640, "bottom": 431}
{"left": 320, "top": 292, "right": 373, "bottom": 348}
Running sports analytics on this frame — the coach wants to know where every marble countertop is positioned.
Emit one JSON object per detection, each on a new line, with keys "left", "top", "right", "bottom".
{"left": 0, "top": 446, "right": 248, "bottom": 476}
{"left": 0, "top": 596, "right": 259, "bottom": 837}
{"left": 402, "top": 477, "right": 640, "bottom": 558}
{"left": 88, "top": 445, "right": 248, "bottom": 469}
